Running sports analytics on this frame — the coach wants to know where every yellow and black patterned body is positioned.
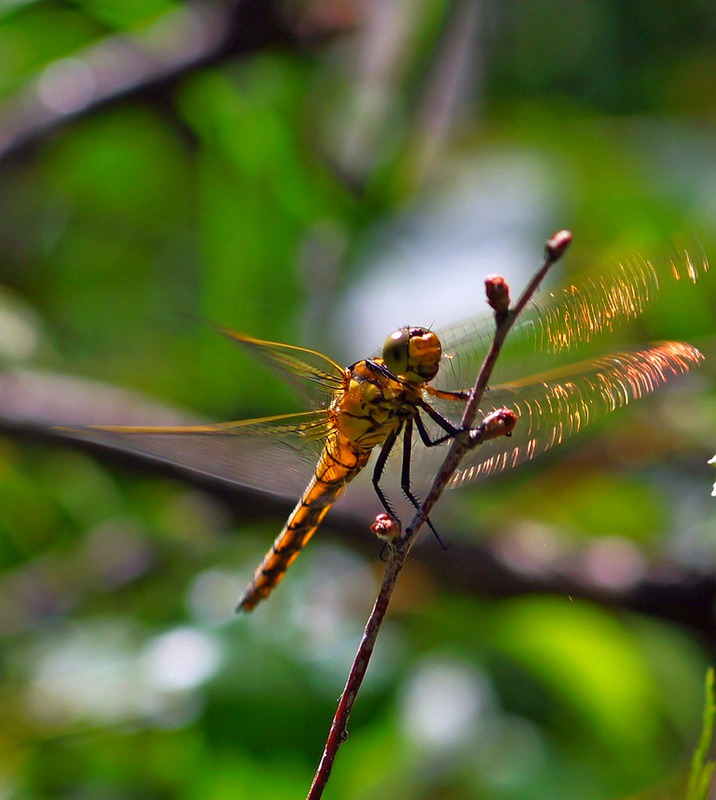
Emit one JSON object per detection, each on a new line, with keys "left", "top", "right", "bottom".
{"left": 237, "top": 331, "right": 442, "bottom": 611}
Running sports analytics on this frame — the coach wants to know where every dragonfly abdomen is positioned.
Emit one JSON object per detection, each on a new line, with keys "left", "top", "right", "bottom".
{"left": 237, "top": 434, "right": 371, "bottom": 612}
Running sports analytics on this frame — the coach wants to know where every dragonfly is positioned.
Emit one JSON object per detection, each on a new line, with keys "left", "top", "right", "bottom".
{"left": 61, "top": 245, "right": 707, "bottom": 611}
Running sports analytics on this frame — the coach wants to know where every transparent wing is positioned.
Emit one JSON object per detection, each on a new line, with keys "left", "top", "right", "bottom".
{"left": 57, "top": 330, "right": 346, "bottom": 499}
{"left": 411, "top": 341, "right": 703, "bottom": 489}
{"left": 59, "top": 410, "right": 334, "bottom": 499}
{"left": 434, "top": 244, "right": 707, "bottom": 392}
{"left": 218, "top": 327, "right": 344, "bottom": 408}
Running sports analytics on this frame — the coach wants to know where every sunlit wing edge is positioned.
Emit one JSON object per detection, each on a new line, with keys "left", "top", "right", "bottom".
{"left": 434, "top": 246, "right": 708, "bottom": 392}
{"left": 422, "top": 341, "right": 703, "bottom": 489}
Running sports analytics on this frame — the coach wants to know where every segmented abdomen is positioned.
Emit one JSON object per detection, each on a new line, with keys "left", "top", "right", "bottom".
{"left": 237, "top": 434, "right": 370, "bottom": 612}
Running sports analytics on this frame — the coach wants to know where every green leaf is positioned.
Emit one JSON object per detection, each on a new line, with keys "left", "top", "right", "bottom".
{"left": 686, "top": 668, "right": 716, "bottom": 800}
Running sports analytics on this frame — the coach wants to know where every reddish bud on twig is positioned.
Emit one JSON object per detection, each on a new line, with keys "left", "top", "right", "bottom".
{"left": 485, "top": 274, "right": 511, "bottom": 315}
{"left": 545, "top": 230, "right": 572, "bottom": 261}
{"left": 370, "top": 513, "right": 401, "bottom": 542}
{"left": 474, "top": 407, "right": 517, "bottom": 444}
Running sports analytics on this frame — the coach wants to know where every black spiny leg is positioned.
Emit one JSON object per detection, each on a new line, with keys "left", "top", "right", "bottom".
{"left": 372, "top": 427, "right": 401, "bottom": 524}
{"left": 401, "top": 418, "right": 447, "bottom": 549}
{"left": 416, "top": 398, "right": 466, "bottom": 444}
{"left": 371, "top": 418, "right": 448, "bottom": 549}
{"left": 414, "top": 408, "right": 457, "bottom": 448}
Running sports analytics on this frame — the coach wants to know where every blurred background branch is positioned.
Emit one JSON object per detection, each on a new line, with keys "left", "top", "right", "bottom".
{"left": 0, "top": 0, "right": 344, "bottom": 165}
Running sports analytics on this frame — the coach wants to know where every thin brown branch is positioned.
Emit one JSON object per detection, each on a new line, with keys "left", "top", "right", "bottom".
{"left": 307, "top": 230, "right": 573, "bottom": 799}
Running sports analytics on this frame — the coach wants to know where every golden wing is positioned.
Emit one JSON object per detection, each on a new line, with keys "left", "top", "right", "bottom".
{"left": 428, "top": 341, "right": 702, "bottom": 489}
{"left": 434, "top": 243, "right": 707, "bottom": 392}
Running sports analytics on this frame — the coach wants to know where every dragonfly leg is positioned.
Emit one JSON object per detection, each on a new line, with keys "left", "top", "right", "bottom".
{"left": 371, "top": 428, "right": 401, "bottom": 523}
{"left": 378, "top": 542, "right": 391, "bottom": 562}
{"left": 417, "top": 399, "right": 466, "bottom": 444}
{"left": 417, "top": 399, "right": 494, "bottom": 450}
{"left": 371, "top": 421, "right": 444, "bottom": 547}
{"left": 426, "top": 387, "right": 471, "bottom": 402}
{"left": 414, "top": 410, "right": 455, "bottom": 447}
{"left": 401, "top": 418, "right": 447, "bottom": 550}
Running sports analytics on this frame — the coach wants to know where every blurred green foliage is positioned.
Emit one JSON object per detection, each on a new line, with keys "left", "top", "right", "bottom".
{"left": 0, "top": 1, "right": 715, "bottom": 798}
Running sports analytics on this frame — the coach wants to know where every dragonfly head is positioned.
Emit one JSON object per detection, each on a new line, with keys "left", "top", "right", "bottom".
{"left": 382, "top": 326, "right": 442, "bottom": 383}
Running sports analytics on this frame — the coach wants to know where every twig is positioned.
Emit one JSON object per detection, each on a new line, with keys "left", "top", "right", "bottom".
{"left": 306, "top": 230, "right": 573, "bottom": 799}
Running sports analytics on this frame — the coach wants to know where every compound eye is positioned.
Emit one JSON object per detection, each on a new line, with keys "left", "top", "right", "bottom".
{"left": 382, "top": 328, "right": 410, "bottom": 375}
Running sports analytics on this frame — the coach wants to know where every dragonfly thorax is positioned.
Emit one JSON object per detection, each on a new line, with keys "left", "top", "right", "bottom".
{"left": 381, "top": 326, "right": 442, "bottom": 383}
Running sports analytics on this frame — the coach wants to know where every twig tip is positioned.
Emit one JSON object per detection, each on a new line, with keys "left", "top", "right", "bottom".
{"left": 485, "top": 274, "right": 511, "bottom": 315}
{"left": 468, "top": 407, "right": 517, "bottom": 448}
{"left": 546, "top": 230, "right": 572, "bottom": 261}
